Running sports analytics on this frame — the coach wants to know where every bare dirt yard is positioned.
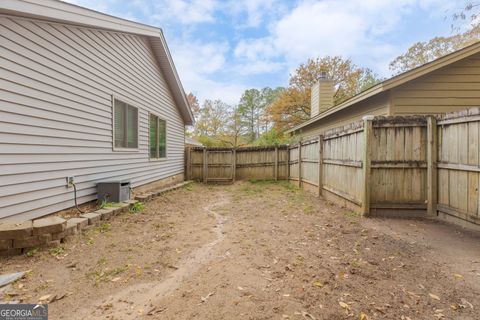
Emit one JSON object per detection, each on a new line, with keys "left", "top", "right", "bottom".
{"left": 1, "top": 181, "right": 479, "bottom": 320}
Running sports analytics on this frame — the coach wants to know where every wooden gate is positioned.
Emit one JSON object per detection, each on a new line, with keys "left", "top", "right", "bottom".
{"left": 186, "top": 146, "right": 288, "bottom": 182}
{"left": 204, "top": 149, "right": 235, "bottom": 183}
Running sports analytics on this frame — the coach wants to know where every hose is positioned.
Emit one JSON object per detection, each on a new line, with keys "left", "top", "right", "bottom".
{"left": 72, "top": 182, "right": 84, "bottom": 214}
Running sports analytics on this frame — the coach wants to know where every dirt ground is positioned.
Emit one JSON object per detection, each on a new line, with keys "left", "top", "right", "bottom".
{"left": 1, "top": 181, "right": 479, "bottom": 320}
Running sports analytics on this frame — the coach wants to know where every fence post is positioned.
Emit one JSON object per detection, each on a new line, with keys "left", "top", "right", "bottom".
{"left": 362, "top": 118, "right": 373, "bottom": 215}
{"left": 232, "top": 148, "right": 236, "bottom": 183}
{"left": 274, "top": 147, "right": 279, "bottom": 181}
{"left": 318, "top": 135, "right": 323, "bottom": 196}
{"left": 287, "top": 146, "right": 290, "bottom": 181}
{"left": 203, "top": 148, "right": 208, "bottom": 183}
{"left": 298, "top": 140, "right": 302, "bottom": 188}
{"left": 186, "top": 147, "right": 191, "bottom": 180}
{"left": 427, "top": 116, "right": 438, "bottom": 216}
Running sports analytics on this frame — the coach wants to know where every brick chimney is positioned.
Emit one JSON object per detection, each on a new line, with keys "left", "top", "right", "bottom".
{"left": 310, "top": 71, "right": 334, "bottom": 118}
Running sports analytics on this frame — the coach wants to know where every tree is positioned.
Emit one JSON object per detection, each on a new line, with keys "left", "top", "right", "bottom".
{"left": 186, "top": 93, "right": 200, "bottom": 135}
{"left": 186, "top": 92, "right": 200, "bottom": 114}
{"left": 237, "top": 87, "right": 283, "bottom": 143}
{"left": 267, "top": 56, "right": 380, "bottom": 131}
{"left": 193, "top": 99, "right": 230, "bottom": 138}
{"left": 238, "top": 89, "right": 262, "bottom": 142}
{"left": 389, "top": 26, "right": 480, "bottom": 74}
{"left": 266, "top": 87, "right": 310, "bottom": 131}
{"left": 451, "top": 2, "right": 480, "bottom": 31}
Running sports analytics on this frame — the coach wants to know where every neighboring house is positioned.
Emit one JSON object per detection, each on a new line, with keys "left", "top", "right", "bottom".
{"left": 0, "top": 0, "right": 194, "bottom": 222}
{"left": 185, "top": 137, "right": 203, "bottom": 148}
{"left": 288, "top": 42, "right": 480, "bottom": 138}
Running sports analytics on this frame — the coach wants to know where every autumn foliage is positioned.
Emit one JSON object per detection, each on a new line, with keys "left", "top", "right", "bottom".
{"left": 267, "top": 56, "right": 380, "bottom": 131}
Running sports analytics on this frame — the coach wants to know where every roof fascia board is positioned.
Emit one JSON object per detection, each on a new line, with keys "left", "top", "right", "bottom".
{"left": 0, "top": 0, "right": 160, "bottom": 36}
{"left": 287, "top": 41, "right": 480, "bottom": 133}
{"left": 149, "top": 35, "right": 194, "bottom": 125}
{"left": 286, "top": 85, "right": 384, "bottom": 133}
{"left": 1, "top": 0, "right": 194, "bottom": 125}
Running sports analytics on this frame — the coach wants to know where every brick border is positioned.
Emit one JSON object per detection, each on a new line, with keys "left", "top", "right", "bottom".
{"left": 0, "top": 181, "right": 191, "bottom": 257}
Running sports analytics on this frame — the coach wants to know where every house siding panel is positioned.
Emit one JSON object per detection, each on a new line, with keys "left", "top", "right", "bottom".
{"left": 0, "top": 15, "right": 185, "bottom": 222}
{"left": 392, "top": 53, "right": 480, "bottom": 114}
{"left": 297, "top": 94, "right": 390, "bottom": 139}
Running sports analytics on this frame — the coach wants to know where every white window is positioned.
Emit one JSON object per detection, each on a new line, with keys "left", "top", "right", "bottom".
{"left": 113, "top": 98, "right": 138, "bottom": 149}
{"left": 149, "top": 113, "right": 167, "bottom": 158}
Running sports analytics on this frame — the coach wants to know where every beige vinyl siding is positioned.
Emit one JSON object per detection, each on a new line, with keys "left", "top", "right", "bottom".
{"left": 297, "top": 93, "right": 390, "bottom": 139}
{"left": 0, "top": 14, "right": 185, "bottom": 222}
{"left": 391, "top": 52, "right": 480, "bottom": 114}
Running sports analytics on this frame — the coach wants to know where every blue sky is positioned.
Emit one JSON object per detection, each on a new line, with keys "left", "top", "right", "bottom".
{"left": 65, "top": 0, "right": 466, "bottom": 105}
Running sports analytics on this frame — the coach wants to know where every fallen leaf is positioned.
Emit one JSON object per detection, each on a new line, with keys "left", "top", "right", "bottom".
{"left": 147, "top": 306, "right": 166, "bottom": 315}
{"left": 360, "top": 312, "right": 368, "bottom": 320}
{"left": 38, "top": 294, "right": 52, "bottom": 301}
{"left": 200, "top": 291, "right": 215, "bottom": 303}
{"left": 301, "top": 311, "right": 316, "bottom": 319}
{"left": 460, "top": 298, "right": 473, "bottom": 309}
{"left": 111, "top": 277, "right": 121, "bottom": 282}
{"left": 339, "top": 301, "right": 349, "bottom": 309}
{"left": 454, "top": 274, "right": 463, "bottom": 279}
{"left": 429, "top": 293, "right": 440, "bottom": 301}
{"left": 313, "top": 281, "right": 323, "bottom": 288}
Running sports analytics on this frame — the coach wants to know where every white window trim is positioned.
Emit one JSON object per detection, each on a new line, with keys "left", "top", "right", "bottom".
{"left": 149, "top": 112, "right": 168, "bottom": 161}
{"left": 112, "top": 95, "right": 140, "bottom": 152}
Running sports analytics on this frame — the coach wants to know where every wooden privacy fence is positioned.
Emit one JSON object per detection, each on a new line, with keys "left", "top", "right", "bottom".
{"left": 289, "top": 109, "right": 480, "bottom": 227}
{"left": 185, "top": 108, "right": 480, "bottom": 227}
{"left": 186, "top": 146, "right": 289, "bottom": 183}
{"left": 289, "top": 116, "right": 429, "bottom": 217}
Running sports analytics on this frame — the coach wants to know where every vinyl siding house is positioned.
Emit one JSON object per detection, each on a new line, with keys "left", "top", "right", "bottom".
{"left": 0, "top": 0, "right": 194, "bottom": 222}
{"left": 287, "top": 42, "right": 480, "bottom": 138}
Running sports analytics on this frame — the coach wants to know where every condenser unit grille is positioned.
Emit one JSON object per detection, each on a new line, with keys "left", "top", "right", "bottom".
{"left": 97, "top": 180, "right": 131, "bottom": 203}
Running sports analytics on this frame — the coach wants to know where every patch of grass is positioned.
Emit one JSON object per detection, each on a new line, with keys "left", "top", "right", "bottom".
{"left": 303, "top": 204, "right": 316, "bottom": 215}
{"left": 86, "top": 264, "right": 128, "bottom": 285}
{"left": 129, "top": 202, "right": 145, "bottom": 214}
{"left": 25, "top": 248, "right": 39, "bottom": 257}
{"left": 94, "top": 223, "right": 111, "bottom": 233}
{"left": 99, "top": 201, "right": 123, "bottom": 209}
{"left": 279, "top": 181, "right": 299, "bottom": 191}
{"left": 49, "top": 246, "right": 65, "bottom": 256}
{"left": 241, "top": 185, "right": 260, "bottom": 195}
{"left": 184, "top": 182, "right": 195, "bottom": 191}
{"left": 343, "top": 211, "right": 361, "bottom": 218}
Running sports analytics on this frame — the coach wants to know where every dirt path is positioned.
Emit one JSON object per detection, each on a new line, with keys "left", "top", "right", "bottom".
{"left": 79, "top": 193, "right": 230, "bottom": 319}
{"left": 1, "top": 181, "right": 479, "bottom": 320}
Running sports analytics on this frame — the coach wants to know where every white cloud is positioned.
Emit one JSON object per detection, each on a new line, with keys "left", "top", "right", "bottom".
{"left": 223, "top": 0, "right": 284, "bottom": 28}
{"left": 234, "top": 0, "right": 458, "bottom": 77}
{"left": 63, "top": 0, "right": 460, "bottom": 104}
{"left": 168, "top": 40, "right": 245, "bottom": 104}
{"left": 152, "top": 0, "right": 218, "bottom": 24}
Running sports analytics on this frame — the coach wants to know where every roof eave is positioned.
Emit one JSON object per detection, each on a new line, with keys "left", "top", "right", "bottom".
{"left": 287, "top": 40, "right": 480, "bottom": 134}
{"left": 0, "top": 0, "right": 194, "bottom": 125}
{"left": 286, "top": 84, "right": 384, "bottom": 133}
